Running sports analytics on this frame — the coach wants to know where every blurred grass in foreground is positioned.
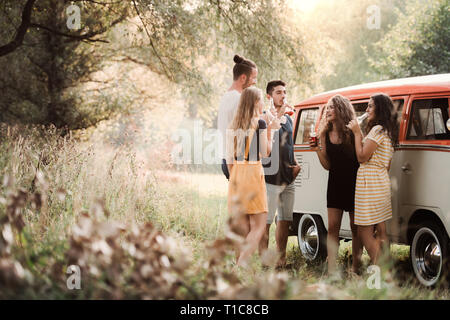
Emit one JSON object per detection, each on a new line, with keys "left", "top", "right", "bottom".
{"left": 0, "top": 124, "right": 448, "bottom": 299}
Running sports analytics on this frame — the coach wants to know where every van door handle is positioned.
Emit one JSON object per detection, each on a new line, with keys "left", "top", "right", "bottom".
{"left": 401, "top": 163, "right": 411, "bottom": 173}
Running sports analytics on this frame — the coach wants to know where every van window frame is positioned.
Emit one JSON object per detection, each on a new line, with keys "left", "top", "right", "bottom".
{"left": 350, "top": 96, "right": 407, "bottom": 143}
{"left": 349, "top": 98, "right": 371, "bottom": 135}
{"left": 293, "top": 105, "right": 322, "bottom": 147}
{"left": 403, "top": 93, "right": 450, "bottom": 146}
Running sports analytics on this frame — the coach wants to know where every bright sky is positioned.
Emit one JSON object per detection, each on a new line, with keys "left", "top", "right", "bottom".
{"left": 289, "top": 0, "right": 322, "bottom": 13}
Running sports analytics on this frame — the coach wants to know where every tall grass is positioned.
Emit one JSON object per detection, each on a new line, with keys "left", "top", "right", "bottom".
{"left": 0, "top": 123, "right": 448, "bottom": 299}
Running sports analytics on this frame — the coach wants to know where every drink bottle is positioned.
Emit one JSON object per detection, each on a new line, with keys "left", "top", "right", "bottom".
{"left": 310, "top": 123, "right": 318, "bottom": 147}
{"left": 357, "top": 112, "right": 368, "bottom": 124}
{"left": 283, "top": 98, "right": 295, "bottom": 116}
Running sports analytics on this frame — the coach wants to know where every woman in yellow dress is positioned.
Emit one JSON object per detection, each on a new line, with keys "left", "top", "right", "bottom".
{"left": 347, "top": 93, "right": 398, "bottom": 264}
{"left": 226, "top": 87, "right": 280, "bottom": 267}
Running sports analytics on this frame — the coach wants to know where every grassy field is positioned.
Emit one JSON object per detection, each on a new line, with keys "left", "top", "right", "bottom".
{"left": 157, "top": 170, "right": 450, "bottom": 300}
{"left": 0, "top": 124, "right": 448, "bottom": 299}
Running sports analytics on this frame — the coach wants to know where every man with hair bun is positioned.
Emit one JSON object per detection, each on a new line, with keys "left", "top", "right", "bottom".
{"left": 218, "top": 54, "right": 258, "bottom": 180}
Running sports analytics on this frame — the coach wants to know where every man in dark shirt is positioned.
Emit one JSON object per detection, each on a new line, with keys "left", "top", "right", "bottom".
{"left": 259, "top": 80, "right": 301, "bottom": 268}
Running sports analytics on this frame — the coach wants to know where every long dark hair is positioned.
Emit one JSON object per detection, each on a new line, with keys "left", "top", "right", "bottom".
{"left": 322, "top": 94, "right": 356, "bottom": 146}
{"left": 367, "top": 93, "right": 399, "bottom": 145}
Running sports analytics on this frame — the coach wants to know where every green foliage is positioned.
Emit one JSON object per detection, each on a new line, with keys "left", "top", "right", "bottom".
{"left": 1, "top": 124, "right": 450, "bottom": 299}
{"left": 0, "top": 0, "right": 131, "bottom": 129}
{"left": 304, "top": 0, "right": 407, "bottom": 91}
{"left": 1, "top": 0, "right": 446, "bottom": 129}
{"left": 129, "top": 0, "right": 310, "bottom": 125}
{"left": 0, "top": 0, "right": 310, "bottom": 129}
{"left": 371, "top": 0, "right": 450, "bottom": 78}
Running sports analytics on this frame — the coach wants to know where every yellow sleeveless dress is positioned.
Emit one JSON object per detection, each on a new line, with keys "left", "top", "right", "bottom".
{"left": 227, "top": 129, "right": 268, "bottom": 215}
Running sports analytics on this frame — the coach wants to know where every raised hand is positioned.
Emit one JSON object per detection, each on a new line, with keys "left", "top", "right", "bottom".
{"left": 269, "top": 117, "right": 281, "bottom": 130}
{"left": 346, "top": 119, "right": 360, "bottom": 134}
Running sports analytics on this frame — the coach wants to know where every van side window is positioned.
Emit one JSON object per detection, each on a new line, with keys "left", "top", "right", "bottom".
{"left": 393, "top": 99, "right": 404, "bottom": 128}
{"left": 353, "top": 99, "right": 404, "bottom": 136}
{"left": 295, "top": 108, "right": 319, "bottom": 145}
{"left": 407, "top": 98, "right": 450, "bottom": 141}
{"left": 353, "top": 102, "right": 370, "bottom": 133}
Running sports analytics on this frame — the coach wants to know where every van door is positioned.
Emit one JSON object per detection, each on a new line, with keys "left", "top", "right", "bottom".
{"left": 395, "top": 95, "right": 450, "bottom": 243}
{"left": 383, "top": 97, "right": 407, "bottom": 243}
{"left": 292, "top": 106, "right": 329, "bottom": 229}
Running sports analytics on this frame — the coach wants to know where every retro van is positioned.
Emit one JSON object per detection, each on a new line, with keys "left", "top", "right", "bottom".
{"left": 290, "top": 74, "right": 450, "bottom": 286}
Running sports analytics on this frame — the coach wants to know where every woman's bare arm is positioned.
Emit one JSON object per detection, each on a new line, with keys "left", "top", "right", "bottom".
{"left": 348, "top": 120, "right": 378, "bottom": 163}
{"left": 311, "top": 131, "right": 330, "bottom": 170}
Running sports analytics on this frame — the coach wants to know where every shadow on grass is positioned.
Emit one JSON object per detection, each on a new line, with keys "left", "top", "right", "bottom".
{"left": 284, "top": 240, "right": 419, "bottom": 284}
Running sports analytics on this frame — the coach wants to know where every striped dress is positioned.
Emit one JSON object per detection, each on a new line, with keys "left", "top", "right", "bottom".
{"left": 354, "top": 125, "right": 394, "bottom": 226}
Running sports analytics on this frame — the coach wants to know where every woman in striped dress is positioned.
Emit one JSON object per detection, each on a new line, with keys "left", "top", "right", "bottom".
{"left": 347, "top": 93, "right": 398, "bottom": 264}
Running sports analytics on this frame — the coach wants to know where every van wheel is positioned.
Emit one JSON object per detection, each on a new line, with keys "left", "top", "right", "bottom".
{"left": 410, "top": 221, "right": 449, "bottom": 287}
{"left": 297, "top": 214, "right": 327, "bottom": 263}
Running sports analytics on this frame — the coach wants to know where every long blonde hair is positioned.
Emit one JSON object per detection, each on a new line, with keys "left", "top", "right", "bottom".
{"left": 226, "top": 87, "right": 262, "bottom": 160}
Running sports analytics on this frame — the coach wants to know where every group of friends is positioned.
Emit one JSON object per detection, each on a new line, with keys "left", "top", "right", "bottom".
{"left": 217, "top": 54, "right": 398, "bottom": 277}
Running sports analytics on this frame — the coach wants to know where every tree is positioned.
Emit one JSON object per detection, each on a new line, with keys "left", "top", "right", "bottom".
{"left": 0, "top": 0, "right": 310, "bottom": 129}
{"left": 125, "top": 0, "right": 311, "bottom": 125}
{"left": 0, "top": 0, "right": 36, "bottom": 56}
{"left": 301, "top": 0, "right": 407, "bottom": 91}
{"left": 0, "top": 0, "right": 131, "bottom": 128}
{"left": 370, "top": 0, "right": 450, "bottom": 78}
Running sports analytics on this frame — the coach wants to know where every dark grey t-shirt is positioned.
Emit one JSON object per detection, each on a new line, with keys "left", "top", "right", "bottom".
{"left": 263, "top": 116, "right": 295, "bottom": 185}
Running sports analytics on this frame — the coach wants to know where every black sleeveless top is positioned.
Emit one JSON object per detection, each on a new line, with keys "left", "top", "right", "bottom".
{"left": 234, "top": 119, "right": 267, "bottom": 161}
{"left": 325, "top": 132, "right": 360, "bottom": 212}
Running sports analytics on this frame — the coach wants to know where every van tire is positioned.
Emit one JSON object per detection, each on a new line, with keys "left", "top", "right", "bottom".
{"left": 410, "top": 221, "right": 450, "bottom": 287}
{"left": 297, "top": 214, "right": 327, "bottom": 263}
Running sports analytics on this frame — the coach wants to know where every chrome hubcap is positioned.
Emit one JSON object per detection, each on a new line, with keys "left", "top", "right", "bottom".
{"left": 299, "top": 216, "right": 319, "bottom": 260}
{"left": 413, "top": 228, "right": 442, "bottom": 285}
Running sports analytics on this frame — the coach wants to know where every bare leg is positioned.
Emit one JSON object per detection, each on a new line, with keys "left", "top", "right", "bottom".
{"left": 358, "top": 225, "right": 379, "bottom": 265}
{"left": 235, "top": 215, "right": 250, "bottom": 262}
{"left": 237, "top": 213, "right": 268, "bottom": 266}
{"left": 375, "top": 222, "right": 389, "bottom": 264}
{"left": 327, "top": 208, "right": 343, "bottom": 274}
{"left": 349, "top": 212, "right": 363, "bottom": 273}
{"left": 275, "top": 220, "right": 291, "bottom": 267}
{"left": 258, "top": 224, "right": 271, "bottom": 257}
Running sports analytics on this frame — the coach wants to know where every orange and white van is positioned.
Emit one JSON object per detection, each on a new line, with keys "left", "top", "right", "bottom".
{"left": 290, "top": 74, "right": 450, "bottom": 286}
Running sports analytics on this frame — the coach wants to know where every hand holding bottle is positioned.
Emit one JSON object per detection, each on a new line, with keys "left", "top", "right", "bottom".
{"left": 282, "top": 97, "right": 295, "bottom": 116}
{"left": 309, "top": 124, "right": 319, "bottom": 150}
{"left": 357, "top": 112, "right": 368, "bottom": 124}
{"left": 346, "top": 119, "right": 361, "bottom": 135}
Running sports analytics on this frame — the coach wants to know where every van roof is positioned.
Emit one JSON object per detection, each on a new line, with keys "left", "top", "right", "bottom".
{"left": 297, "top": 73, "right": 450, "bottom": 106}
